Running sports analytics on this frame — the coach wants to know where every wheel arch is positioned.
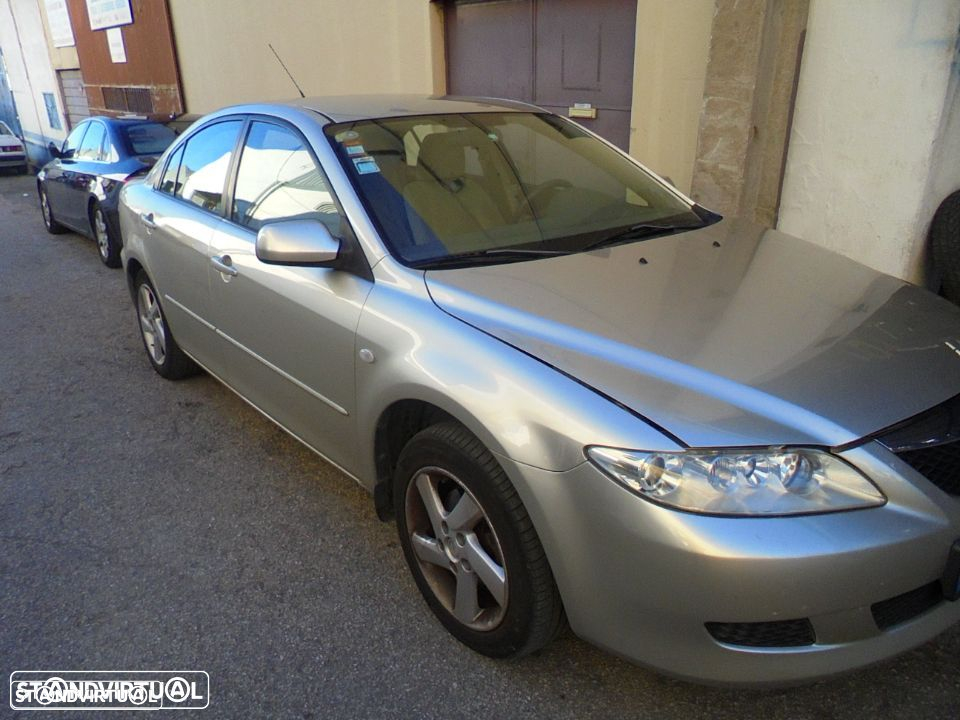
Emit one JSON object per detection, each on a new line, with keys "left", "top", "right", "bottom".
{"left": 372, "top": 398, "right": 485, "bottom": 521}
{"left": 125, "top": 258, "right": 145, "bottom": 300}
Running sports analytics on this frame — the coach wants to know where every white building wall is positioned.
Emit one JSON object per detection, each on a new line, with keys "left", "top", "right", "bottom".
{"left": 0, "top": 0, "right": 68, "bottom": 165}
{"left": 778, "top": 0, "right": 960, "bottom": 284}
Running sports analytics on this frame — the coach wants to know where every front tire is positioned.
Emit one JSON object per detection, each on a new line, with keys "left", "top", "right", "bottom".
{"left": 91, "top": 202, "right": 121, "bottom": 268}
{"left": 931, "top": 189, "right": 960, "bottom": 305}
{"left": 39, "top": 186, "right": 66, "bottom": 234}
{"left": 395, "top": 422, "right": 563, "bottom": 658}
{"left": 134, "top": 270, "right": 199, "bottom": 379}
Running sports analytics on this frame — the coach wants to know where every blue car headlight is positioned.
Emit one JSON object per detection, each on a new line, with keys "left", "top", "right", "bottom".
{"left": 586, "top": 446, "right": 885, "bottom": 516}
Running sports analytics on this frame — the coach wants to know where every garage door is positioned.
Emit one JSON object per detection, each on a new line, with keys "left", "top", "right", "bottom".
{"left": 445, "top": 0, "right": 638, "bottom": 150}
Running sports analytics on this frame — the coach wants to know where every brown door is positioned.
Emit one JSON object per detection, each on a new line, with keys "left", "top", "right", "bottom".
{"left": 445, "top": 0, "right": 638, "bottom": 150}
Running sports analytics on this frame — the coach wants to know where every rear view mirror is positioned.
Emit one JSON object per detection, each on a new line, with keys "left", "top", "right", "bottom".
{"left": 47, "top": 141, "right": 62, "bottom": 159}
{"left": 256, "top": 220, "right": 341, "bottom": 267}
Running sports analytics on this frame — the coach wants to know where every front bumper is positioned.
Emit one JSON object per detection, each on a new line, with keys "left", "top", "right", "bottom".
{"left": 500, "top": 441, "right": 960, "bottom": 685}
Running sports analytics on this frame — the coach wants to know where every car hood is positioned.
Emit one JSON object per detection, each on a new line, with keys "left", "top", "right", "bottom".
{"left": 424, "top": 218, "right": 960, "bottom": 448}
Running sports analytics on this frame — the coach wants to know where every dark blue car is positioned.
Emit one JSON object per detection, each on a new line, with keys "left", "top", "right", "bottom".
{"left": 38, "top": 116, "right": 176, "bottom": 267}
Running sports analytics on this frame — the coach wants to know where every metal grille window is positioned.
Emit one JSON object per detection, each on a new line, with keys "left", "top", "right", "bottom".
{"left": 102, "top": 86, "right": 154, "bottom": 114}
{"left": 42, "top": 92, "right": 62, "bottom": 130}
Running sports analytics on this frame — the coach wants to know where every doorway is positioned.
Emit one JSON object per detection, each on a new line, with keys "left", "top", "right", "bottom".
{"left": 444, "top": 0, "right": 638, "bottom": 150}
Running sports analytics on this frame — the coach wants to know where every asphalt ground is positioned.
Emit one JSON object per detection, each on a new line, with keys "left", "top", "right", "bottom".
{"left": 0, "top": 171, "right": 958, "bottom": 719}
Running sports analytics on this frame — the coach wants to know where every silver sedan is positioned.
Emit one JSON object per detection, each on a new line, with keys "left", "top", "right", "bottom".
{"left": 118, "top": 95, "right": 960, "bottom": 684}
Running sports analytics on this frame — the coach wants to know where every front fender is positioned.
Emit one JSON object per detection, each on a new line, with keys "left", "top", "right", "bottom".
{"left": 352, "top": 265, "right": 680, "bottom": 486}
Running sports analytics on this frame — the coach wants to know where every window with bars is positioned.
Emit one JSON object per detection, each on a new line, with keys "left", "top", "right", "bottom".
{"left": 42, "top": 92, "right": 62, "bottom": 130}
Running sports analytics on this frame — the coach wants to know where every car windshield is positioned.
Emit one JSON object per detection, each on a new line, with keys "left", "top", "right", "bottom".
{"left": 0, "top": 121, "right": 14, "bottom": 136}
{"left": 121, "top": 122, "right": 177, "bottom": 156}
{"left": 325, "top": 112, "right": 714, "bottom": 267}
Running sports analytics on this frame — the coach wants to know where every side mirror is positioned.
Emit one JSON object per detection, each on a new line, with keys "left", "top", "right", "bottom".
{"left": 48, "top": 141, "right": 62, "bottom": 159}
{"left": 256, "top": 219, "right": 341, "bottom": 267}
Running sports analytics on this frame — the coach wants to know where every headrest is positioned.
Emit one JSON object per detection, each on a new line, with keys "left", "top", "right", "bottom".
{"left": 417, "top": 128, "right": 489, "bottom": 181}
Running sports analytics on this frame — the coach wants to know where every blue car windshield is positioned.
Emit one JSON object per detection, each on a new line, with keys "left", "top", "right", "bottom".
{"left": 325, "top": 112, "right": 710, "bottom": 266}
{"left": 122, "top": 123, "right": 176, "bottom": 156}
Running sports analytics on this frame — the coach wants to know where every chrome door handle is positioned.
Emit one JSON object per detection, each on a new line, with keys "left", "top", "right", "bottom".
{"left": 211, "top": 255, "right": 238, "bottom": 277}
{"left": 140, "top": 212, "right": 157, "bottom": 229}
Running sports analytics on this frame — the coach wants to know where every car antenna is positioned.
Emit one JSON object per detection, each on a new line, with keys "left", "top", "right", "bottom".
{"left": 268, "top": 43, "right": 305, "bottom": 98}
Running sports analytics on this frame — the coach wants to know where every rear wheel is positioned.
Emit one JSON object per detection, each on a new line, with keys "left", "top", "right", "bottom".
{"left": 134, "top": 270, "right": 199, "bottom": 380}
{"left": 39, "top": 186, "right": 66, "bottom": 234}
{"left": 395, "top": 422, "right": 563, "bottom": 658}
{"left": 91, "top": 202, "right": 121, "bottom": 268}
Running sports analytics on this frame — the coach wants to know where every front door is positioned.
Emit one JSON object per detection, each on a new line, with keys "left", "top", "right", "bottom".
{"left": 206, "top": 119, "right": 372, "bottom": 471}
{"left": 445, "top": 0, "right": 638, "bottom": 150}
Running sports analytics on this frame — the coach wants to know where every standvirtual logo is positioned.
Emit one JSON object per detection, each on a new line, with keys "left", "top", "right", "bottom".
{"left": 10, "top": 671, "right": 209, "bottom": 711}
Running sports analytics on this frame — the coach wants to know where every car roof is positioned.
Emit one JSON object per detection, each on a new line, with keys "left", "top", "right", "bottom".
{"left": 82, "top": 116, "right": 167, "bottom": 128}
{"left": 279, "top": 94, "right": 540, "bottom": 123}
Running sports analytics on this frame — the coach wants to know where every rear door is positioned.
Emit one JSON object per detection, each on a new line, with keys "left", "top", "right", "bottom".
{"left": 207, "top": 118, "right": 372, "bottom": 470}
{"left": 139, "top": 118, "right": 244, "bottom": 368}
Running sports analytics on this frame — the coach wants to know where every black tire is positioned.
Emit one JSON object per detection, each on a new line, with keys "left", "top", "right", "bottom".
{"left": 39, "top": 185, "right": 66, "bottom": 234}
{"left": 395, "top": 422, "right": 563, "bottom": 658}
{"left": 133, "top": 270, "right": 199, "bottom": 380}
{"left": 931, "top": 189, "right": 960, "bottom": 305}
{"left": 91, "top": 202, "right": 121, "bottom": 268}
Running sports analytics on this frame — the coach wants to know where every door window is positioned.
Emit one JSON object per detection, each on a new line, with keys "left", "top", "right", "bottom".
{"left": 158, "top": 144, "right": 184, "bottom": 196}
{"left": 76, "top": 122, "right": 106, "bottom": 161}
{"left": 176, "top": 120, "right": 242, "bottom": 214}
{"left": 62, "top": 123, "right": 88, "bottom": 158}
{"left": 232, "top": 121, "right": 340, "bottom": 234}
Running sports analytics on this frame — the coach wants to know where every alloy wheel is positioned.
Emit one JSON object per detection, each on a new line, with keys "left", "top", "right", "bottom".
{"left": 137, "top": 283, "right": 167, "bottom": 365}
{"left": 94, "top": 208, "right": 109, "bottom": 259}
{"left": 404, "top": 466, "right": 508, "bottom": 631}
{"left": 40, "top": 190, "right": 51, "bottom": 229}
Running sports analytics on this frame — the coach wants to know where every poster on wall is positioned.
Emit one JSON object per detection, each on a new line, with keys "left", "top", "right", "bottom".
{"left": 43, "top": 0, "right": 75, "bottom": 48}
{"left": 106, "top": 27, "right": 127, "bottom": 63}
{"left": 85, "top": 0, "right": 133, "bottom": 31}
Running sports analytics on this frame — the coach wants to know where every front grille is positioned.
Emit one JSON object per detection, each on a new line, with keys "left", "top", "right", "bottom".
{"left": 895, "top": 441, "right": 960, "bottom": 495}
{"left": 705, "top": 618, "right": 815, "bottom": 647}
{"left": 871, "top": 581, "right": 943, "bottom": 630}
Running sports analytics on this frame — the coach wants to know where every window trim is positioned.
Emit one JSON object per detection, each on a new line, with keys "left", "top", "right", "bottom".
{"left": 148, "top": 112, "right": 371, "bottom": 280}
{"left": 225, "top": 115, "right": 345, "bottom": 235}
{"left": 75, "top": 119, "right": 108, "bottom": 163}
{"left": 61, "top": 120, "right": 90, "bottom": 158}
{"left": 151, "top": 115, "right": 247, "bottom": 219}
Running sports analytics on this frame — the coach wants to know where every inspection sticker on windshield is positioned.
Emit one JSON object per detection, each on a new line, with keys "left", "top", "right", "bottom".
{"left": 345, "top": 144, "right": 366, "bottom": 156}
{"left": 353, "top": 156, "right": 380, "bottom": 174}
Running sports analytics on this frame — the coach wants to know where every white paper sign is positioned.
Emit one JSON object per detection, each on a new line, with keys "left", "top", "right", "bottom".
{"left": 43, "top": 0, "right": 75, "bottom": 48}
{"left": 86, "top": 0, "right": 133, "bottom": 31}
{"left": 107, "top": 27, "right": 127, "bottom": 63}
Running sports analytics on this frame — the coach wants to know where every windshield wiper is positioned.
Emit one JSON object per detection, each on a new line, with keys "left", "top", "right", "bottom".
{"left": 413, "top": 247, "right": 569, "bottom": 269}
{"left": 582, "top": 221, "right": 705, "bottom": 252}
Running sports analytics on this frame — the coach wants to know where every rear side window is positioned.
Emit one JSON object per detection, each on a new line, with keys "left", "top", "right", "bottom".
{"left": 176, "top": 120, "right": 243, "bottom": 213}
{"left": 77, "top": 122, "right": 105, "bottom": 161}
{"left": 231, "top": 121, "right": 340, "bottom": 234}
{"left": 158, "top": 144, "right": 185, "bottom": 195}
{"left": 123, "top": 123, "right": 176, "bottom": 156}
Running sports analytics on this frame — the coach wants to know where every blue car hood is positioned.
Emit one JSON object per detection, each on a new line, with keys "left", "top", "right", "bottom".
{"left": 425, "top": 218, "right": 960, "bottom": 448}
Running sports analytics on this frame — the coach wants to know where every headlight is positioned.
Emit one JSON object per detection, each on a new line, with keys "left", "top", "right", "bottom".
{"left": 585, "top": 446, "right": 885, "bottom": 516}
